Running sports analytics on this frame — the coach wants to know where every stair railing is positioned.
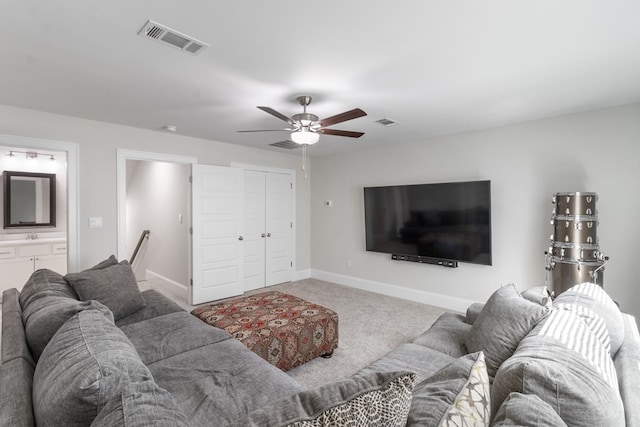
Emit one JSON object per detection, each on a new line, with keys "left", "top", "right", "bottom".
{"left": 130, "top": 229, "right": 150, "bottom": 265}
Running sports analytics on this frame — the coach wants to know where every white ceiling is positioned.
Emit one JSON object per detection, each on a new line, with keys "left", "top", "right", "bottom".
{"left": 1, "top": 1, "right": 639, "bottom": 156}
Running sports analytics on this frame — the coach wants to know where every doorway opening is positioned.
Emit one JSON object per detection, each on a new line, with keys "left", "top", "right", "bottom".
{"left": 116, "top": 150, "right": 195, "bottom": 310}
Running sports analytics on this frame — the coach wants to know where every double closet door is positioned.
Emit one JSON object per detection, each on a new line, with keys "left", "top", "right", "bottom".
{"left": 243, "top": 169, "right": 293, "bottom": 291}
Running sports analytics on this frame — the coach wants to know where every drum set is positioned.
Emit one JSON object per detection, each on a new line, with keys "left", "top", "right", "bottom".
{"left": 544, "top": 192, "right": 608, "bottom": 296}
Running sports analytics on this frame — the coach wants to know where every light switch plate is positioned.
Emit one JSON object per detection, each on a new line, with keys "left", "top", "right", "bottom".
{"left": 89, "top": 217, "right": 103, "bottom": 228}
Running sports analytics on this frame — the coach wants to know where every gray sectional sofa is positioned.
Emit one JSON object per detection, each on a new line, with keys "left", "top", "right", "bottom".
{"left": 1, "top": 256, "right": 639, "bottom": 426}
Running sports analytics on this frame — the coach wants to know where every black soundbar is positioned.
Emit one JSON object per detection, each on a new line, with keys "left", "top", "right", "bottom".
{"left": 391, "top": 253, "right": 458, "bottom": 268}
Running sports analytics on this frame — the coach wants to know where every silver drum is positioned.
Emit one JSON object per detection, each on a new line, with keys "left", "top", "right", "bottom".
{"left": 551, "top": 215, "right": 598, "bottom": 244}
{"left": 553, "top": 192, "right": 598, "bottom": 217}
{"left": 547, "top": 257, "right": 604, "bottom": 296}
{"left": 550, "top": 241, "right": 600, "bottom": 262}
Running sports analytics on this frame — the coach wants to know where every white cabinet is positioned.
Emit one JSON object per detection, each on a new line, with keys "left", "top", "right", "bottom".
{"left": 242, "top": 169, "right": 294, "bottom": 291}
{"left": 0, "top": 240, "right": 67, "bottom": 298}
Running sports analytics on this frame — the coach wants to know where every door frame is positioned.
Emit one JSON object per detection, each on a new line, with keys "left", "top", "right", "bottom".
{"left": 0, "top": 133, "right": 79, "bottom": 272}
{"left": 230, "top": 162, "right": 296, "bottom": 278}
{"left": 116, "top": 149, "right": 197, "bottom": 264}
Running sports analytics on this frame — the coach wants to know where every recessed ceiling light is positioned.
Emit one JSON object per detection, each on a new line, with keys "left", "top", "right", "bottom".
{"left": 163, "top": 125, "right": 178, "bottom": 132}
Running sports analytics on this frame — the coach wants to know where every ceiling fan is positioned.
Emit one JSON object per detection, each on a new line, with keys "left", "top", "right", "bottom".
{"left": 238, "top": 95, "right": 367, "bottom": 146}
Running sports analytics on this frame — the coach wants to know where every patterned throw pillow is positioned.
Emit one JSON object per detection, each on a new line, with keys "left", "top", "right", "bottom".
{"left": 227, "top": 371, "right": 416, "bottom": 427}
{"left": 408, "top": 352, "right": 491, "bottom": 427}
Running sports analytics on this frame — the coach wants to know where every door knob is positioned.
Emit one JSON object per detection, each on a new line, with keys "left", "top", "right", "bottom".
{"left": 261, "top": 233, "right": 266, "bottom": 238}
{"left": 267, "top": 233, "right": 272, "bottom": 237}
{"left": 238, "top": 236, "right": 244, "bottom": 241}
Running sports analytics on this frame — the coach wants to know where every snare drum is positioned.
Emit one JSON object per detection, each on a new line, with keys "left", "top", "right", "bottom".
{"left": 553, "top": 192, "right": 598, "bottom": 217}
{"left": 547, "top": 257, "right": 604, "bottom": 295}
{"left": 550, "top": 241, "right": 600, "bottom": 262}
{"left": 551, "top": 215, "right": 598, "bottom": 244}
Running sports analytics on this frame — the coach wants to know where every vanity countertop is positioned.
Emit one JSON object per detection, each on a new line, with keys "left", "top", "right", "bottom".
{"left": 0, "top": 238, "right": 67, "bottom": 247}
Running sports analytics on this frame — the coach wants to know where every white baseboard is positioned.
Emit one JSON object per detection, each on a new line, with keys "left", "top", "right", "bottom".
{"left": 310, "top": 269, "right": 476, "bottom": 313}
{"left": 146, "top": 270, "right": 188, "bottom": 290}
{"left": 294, "top": 268, "right": 312, "bottom": 281}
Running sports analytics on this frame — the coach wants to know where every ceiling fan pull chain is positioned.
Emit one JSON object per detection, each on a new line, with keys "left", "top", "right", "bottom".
{"left": 302, "top": 144, "right": 308, "bottom": 180}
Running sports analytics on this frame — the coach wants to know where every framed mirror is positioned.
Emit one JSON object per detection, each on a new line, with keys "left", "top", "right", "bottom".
{"left": 3, "top": 170, "right": 56, "bottom": 228}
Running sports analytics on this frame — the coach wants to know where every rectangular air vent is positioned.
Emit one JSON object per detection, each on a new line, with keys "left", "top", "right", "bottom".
{"left": 375, "top": 118, "right": 400, "bottom": 127}
{"left": 138, "top": 20, "right": 209, "bottom": 55}
{"left": 270, "top": 141, "right": 301, "bottom": 150}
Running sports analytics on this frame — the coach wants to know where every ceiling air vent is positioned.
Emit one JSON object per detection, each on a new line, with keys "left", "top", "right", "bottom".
{"left": 270, "top": 141, "right": 301, "bottom": 150}
{"left": 138, "top": 20, "right": 209, "bottom": 55}
{"left": 374, "top": 118, "right": 400, "bottom": 127}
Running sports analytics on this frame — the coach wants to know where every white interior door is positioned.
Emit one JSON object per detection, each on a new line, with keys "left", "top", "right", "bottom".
{"left": 243, "top": 170, "right": 266, "bottom": 291}
{"left": 191, "top": 164, "right": 243, "bottom": 304}
{"left": 265, "top": 172, "right": 293, "bottom": 286}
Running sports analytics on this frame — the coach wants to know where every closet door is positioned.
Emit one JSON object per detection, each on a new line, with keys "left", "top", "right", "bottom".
{"left": 241, "top": 168, "right": 294, "bottom": 290}
{"left": 243, "top": 170, "right": 266, "bottom": 291}
{"left": 265, "top": 172, "right": 293, "bottom": 286}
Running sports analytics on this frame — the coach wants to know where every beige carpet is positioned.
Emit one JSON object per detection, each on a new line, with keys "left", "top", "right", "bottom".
{"left": 140, "top": 277, "right": 450, "bottom": 389}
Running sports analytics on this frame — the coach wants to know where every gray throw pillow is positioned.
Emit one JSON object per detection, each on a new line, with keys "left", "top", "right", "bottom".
{"left": 19, "top": 269, "right": 78, "bottom": 310}
{"left": 492, "top": 392, "right": 567, "bottom": 427}
{"left": 33, "top": 310, "right": 153, "bottom": 427}
{"left": 22, "top": 295, "right": 113, "bottom": 361}
{"left": 88, "top": 254, "right": 119, "bottom": 271}
{"left": 227, "top": 371, "right": 416, "bottom": 427}
{"left": 65, "top": 260, "right": 146, "bottom": 321}
{"left": 492, "top": 309, "right": 624, "bottom": 427}
{"left": 554, "top": 282, "right": 624, "bottom": 355}
{"left": 407, "top": 352, "right": 490, "bottom": 426}
{"left": 90, "top": 380, "right": 189, "bottom": 427}
{"left": 465, "top": 284, "right": 550, "bottom": 377}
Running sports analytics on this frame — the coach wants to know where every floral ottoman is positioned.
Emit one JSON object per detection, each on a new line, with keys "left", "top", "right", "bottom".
{"left": 191, "top": 291, "right": 339, "bottom": 371}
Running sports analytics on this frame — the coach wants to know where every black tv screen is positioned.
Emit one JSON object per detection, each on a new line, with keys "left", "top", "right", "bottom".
{"left": 364, "top": 180, "right": 492, "bottom": 265}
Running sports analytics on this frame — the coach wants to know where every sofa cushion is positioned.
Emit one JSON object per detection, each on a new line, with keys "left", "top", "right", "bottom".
{"left": 65, "top": 260, "right": 146, "bottom": 321}
{"left": 413, "top": 312, "right": 470, "bottom": 358}
{"left": 554, "top": 282, "right": 624, "bottom": 355}
{"left": 90, "top": 381, "right": 189, "bottom": 427}
{"left": 148, "top": 337, "right": 304, "bottom": 425}
{"left": 115, "top": 289, "right": 185, "bottom": 327}
{"left": 356, "top": 343, "right": 457, "bottom": 384}
{"left": 492, "top": 308, "right": 624, "bottom": 427}
{"left": 465, "top": 284, "right": 550, "bottom": 377}
{"left": 119, "top": 311, "right": 231, "bottom": 365}
{"left": 228, "top": 371, "right": 415, "bottom": 427}
{"left": 88, "top": 254, "right": 119, "bottom": 271}
{"left": 19, "top": 269, "right": 78, "bottom": 310}
{"left": 32, "top": 310, "right": 153, "bottom": 427}
{"left": 407, "top": 351, "right": 490, "bottom": 426}
{"left": 23, "top": 295, "right": 113, "bottom": 361}
{"left": 492, "top": 392, "right": 567, "bottom": 427}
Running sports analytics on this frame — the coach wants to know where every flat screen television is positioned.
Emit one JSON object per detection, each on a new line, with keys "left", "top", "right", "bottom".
{"left": 364, "top": 180, "right": 492, "bottom": 266}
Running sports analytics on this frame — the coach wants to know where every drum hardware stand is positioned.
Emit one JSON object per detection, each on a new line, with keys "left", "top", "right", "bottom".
{"left": 545, "top": 192, "right": 608, "bottom": 296}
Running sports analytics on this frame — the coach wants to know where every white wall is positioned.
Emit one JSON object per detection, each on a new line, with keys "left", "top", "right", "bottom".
{"left": 310, "top": 103, "right": 640, "bottom": 319}
{"left": 0, "top": 104, "right": 311, "bottom": 275}
{"left": 126, "top": 160, "right": 190, "bottom": 285}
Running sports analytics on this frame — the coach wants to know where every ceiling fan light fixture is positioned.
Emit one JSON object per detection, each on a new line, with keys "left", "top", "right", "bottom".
{"left": 291, "top": 130, "right": 319, "bottom": 145}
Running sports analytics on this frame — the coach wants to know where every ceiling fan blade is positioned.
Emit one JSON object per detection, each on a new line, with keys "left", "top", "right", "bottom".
{"left": 237, "top": 129, "right": 293, "bottom": 133}
{"left": 319, "top": 108, "right": 367, "bottom": 127}
{"left": 318, "top": 128, "right": 365, "bottom": 138}
{"left": 257, "top": 106, "right": 294, "bottom": 124}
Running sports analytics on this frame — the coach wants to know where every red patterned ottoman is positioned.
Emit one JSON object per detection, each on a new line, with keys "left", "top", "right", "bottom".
{"left": 191, "top": 291, "right": 338, "bottom": 371}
